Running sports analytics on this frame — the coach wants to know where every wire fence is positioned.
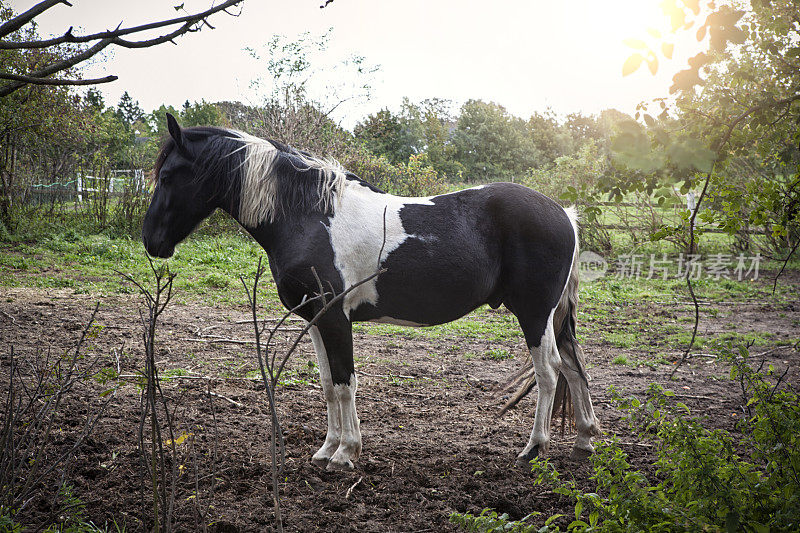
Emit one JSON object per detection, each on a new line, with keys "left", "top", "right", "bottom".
{"left": 29, "top": 170, "right": 147, "bottom": 203}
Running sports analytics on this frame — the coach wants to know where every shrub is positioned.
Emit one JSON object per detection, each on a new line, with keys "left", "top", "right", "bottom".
{"left": 346, "top": 150, "right": 447, "bottom": 197}
{"left": 452, "top": 343, "right": 800, "bottom": 532}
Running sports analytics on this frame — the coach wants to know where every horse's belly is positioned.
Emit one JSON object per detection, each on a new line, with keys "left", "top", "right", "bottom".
{"left": 367, "top": 316, "right": 430, "bottom": 327}
{"left": 349, "top": 269, "right": 496, "bottom": 326}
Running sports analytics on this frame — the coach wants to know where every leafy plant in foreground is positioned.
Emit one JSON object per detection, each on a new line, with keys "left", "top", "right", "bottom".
{"left": 452, "top": 343, "right": 800, "bottom": 532}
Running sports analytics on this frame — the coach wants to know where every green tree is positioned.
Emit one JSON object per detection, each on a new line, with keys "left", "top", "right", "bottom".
{"left": 612, "top": 0, "right": 800, "bottom": 258}
{"left": 0, "top": 12, "right": 88, "bottom": 229}
{"left": 84, "top": 87, "right": 104, "bottom": 112}
{"left": 150, "top": 104, "right": 182, "bottom": 136}
{"left": 406, "top": 98, "right": 464, "bottom": 180}
{"left": 526, "top": 109, "right": 574, "bottom": 167}
{"left": 182, "top": 100, "right": 223, "bottom": 128}
{"left": 116, "top": 91, "right": 145, "bottom": 129}
{"left": 354, "top": 108, "right": 421, "bottom": 165}
{"left": 452, "top": 99, "right": 538, "bottom": 181}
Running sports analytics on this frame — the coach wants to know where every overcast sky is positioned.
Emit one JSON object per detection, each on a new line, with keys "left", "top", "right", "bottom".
{"left": 21, "top": 0, "right": 702, "bottom": 129}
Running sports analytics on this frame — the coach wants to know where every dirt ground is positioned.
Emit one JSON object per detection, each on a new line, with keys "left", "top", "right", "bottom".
{"left": 1, "top": 274, "right": 798, "bottom": 532}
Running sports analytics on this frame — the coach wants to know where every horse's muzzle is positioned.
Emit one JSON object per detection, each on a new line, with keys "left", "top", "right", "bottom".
{"left": 142, "top": 233, "right": 175, "bottom": 259}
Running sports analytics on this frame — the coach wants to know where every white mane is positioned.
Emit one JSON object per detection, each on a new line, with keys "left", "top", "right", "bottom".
{"left": 232, "top": 130, "right": 347, "bottom": 226}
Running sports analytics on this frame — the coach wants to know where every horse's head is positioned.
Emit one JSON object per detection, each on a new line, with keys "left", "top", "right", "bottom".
{"left": 142, "top": 114, "right": 221, "bottom": 258}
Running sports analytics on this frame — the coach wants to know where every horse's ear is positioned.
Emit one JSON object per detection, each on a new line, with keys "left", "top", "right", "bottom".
{"left": 166, "top": 113, "right": 184, "bottom": 150}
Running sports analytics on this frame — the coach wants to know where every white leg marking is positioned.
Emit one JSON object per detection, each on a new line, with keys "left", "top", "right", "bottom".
{"left": 328, "top": 373, "right": 361, "bottom": 470}
{"left": 308, "top": 326, "right": 341, "bottom": 466}
{"left": 519, "top": 312, "right": 560, "bottom": 461}
{"left": 561, "top": 362, "right": 600, "bottom": 456}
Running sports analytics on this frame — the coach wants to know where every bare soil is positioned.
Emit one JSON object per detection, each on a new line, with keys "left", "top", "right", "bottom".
{"left": 1, "top": 275, "right": 798, "bottom": 532}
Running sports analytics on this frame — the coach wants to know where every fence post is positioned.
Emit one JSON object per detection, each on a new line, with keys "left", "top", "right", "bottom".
{"left": 76, "top": 173, "right": 83, "bottom": 203}
{"left": 687, "top": 191, "right": 697, "bottom": 229}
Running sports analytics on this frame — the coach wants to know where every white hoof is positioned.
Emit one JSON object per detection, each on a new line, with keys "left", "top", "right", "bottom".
{"left": 311, "top": 455, "right": 330, "bottom": 468}
{"left": 326, "top": 458, "right": 354, "bottom": 471}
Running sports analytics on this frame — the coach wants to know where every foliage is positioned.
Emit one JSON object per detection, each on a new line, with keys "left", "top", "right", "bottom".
{"left": 245, "top": 30, "right": 377, "bottom": 157}
{"left": 354, "top": 98, "right": 465, "bottom": 180}
{"left": 611, "top": 0, "right": 800, "bottom": 258}
{"left": 452, "top": 100, "right": 538, "bottom": 182}
{"left": 354, "top": 107, "right": 421, "bottom": 166}
{"left": 449, "top": 508, "right": 560, "bottom": 533}
{"left": 526, "top": 110, "right": 576, "bottom": 167}
{"left": 703, "top": 160, "right": 800, "bottom": 256}
{"left": 521, "top": 141, "right": 607, "bottom": 203}
{"left": 116, "top": 91, "right": 145, "bottom": 130}
{"left": 180, "top": 100, "right": 222, "bottom": 128}
{"left": 0, "top": 10, "right": 158, "bottom": 236}
{"left": 454, "top": 343, "right": 800, "bottom": 532}
{"left": 0, "top": 507, "right": 21, "bottom": 533}
{"left": 346, "top": 150, "right": 447, "bottom": 197}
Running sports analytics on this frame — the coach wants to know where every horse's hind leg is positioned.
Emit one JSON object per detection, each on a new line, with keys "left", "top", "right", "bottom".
{"left": 559, "top": 360, "right": 600, "bottom": 460}
{"left": 516, "top": 312, "right": 561, "bottom": 464}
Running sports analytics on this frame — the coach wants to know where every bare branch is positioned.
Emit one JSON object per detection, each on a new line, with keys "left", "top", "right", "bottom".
{"left": 0, "top": 72, "right": 117, "bottom": 86}
{"left": 0, "top": 0, "right": 245, "bottom": 95}
{"left": 111, "top": 22, "right": 196, "bottom": 49}
{"left": 712, "top": 92, "right": 800, "bottom": 153}
{"left": 0, "top": 37, "right": 113, "bottom": 97}
{"left": 0, "top": 0, "right": 244, "bottom": 49}
{"left": 0, "top": 0, "right": 67, "bottom": 39}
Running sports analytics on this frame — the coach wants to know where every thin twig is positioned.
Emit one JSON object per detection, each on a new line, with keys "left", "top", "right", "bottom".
{"left": 772, "top": 238, "right": 800, "bottom": 295}
{"left": 345, "top": 476, "right": 363, "bottom": 499}
{"left": 207, "top": 391, "right": 243, "bottom": 408}
{"left": 671, "top": 165, "right": 714, "bottom": 380}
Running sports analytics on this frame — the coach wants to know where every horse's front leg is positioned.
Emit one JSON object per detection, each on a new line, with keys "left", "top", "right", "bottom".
{"left": 308, "top": 317, "right": 361, "bottom": 471}
{"left": 308, "top": 325, "right": 342, "bottom": 467}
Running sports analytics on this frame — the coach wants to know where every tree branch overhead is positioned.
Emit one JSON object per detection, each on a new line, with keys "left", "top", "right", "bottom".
{"left": 0, "top": 0, "right": 245, "bottom": 96}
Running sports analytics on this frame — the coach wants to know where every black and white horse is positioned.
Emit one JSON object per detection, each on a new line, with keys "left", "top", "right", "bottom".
{"left": 142, "top": 114, "right": 600, "bottom": 470}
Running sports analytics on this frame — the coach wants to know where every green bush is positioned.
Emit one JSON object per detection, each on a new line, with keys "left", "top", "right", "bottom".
{"left": 346, "top": 151, "right": 447, "bottom": 197}
{"left": 452, "top": 343, "right": 800, "bottom": 532}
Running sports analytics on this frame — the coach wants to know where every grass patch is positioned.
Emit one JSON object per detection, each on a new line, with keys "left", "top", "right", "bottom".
{"left": 611, "top": 355, "right": 629, "bottom": 365}
{"left": 603, "top": 331, "right": 637, "bottom": 349}
{"left": 483, "top": 348, "right": 513, "bottom": 360}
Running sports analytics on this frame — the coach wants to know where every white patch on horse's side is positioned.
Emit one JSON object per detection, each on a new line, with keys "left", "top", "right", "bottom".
{"left": 563, "top": 205, "right": 579, "bottom": 248}
{"left": 560, "top": 204, "right": 580, "bottom": 300}
{"left": 232, "top": 130, "right": 346, "bottom": 226}
{"left": 369, "top": 316, "right": 428, "bottom": 327}
{"left": 326, "top": 181, "right": 435, "bottom": 318}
